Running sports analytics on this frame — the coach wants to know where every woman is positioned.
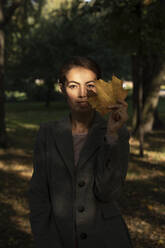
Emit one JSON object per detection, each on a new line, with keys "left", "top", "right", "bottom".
{"left": 29, "top": 56, "right": 133, "bottom": 248}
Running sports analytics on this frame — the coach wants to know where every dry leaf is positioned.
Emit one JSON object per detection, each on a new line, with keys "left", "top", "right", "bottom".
{"left": 158, "top": 240, "right": 164, "bottom": 245}
{"left": 147, "top": 205, "right": 153, "bottom": 210}
{"left": 87, "top": 75, "right": 128, "bottom": 116}
{"left": 143, "top": 0, "right": 152, "bottom": 6}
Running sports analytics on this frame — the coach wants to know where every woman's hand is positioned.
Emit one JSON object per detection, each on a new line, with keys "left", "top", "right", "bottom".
{"left": 106, "top": 99, "right": 128, "bottom": 139}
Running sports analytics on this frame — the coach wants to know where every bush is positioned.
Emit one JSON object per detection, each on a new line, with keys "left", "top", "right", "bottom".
{"left": 26, "top": 84, "right": 64, "bottom": 102}
{"left": 5, "top": 91, "right": 28, "bottom": 102}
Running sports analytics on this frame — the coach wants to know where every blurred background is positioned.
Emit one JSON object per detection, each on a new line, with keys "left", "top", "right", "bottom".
{"left": 0, "top": 0, "right": 165, "bottom": 247}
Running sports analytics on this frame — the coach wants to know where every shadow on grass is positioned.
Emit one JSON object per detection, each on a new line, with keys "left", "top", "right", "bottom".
{"left": 5, "top": 126, "right": 37, "bottom": 152}
{"left": 118, "top": 151, "right": 165, "bottom": 248}
{"left": 144, "top": 130, "right": 165, "bottom": 153}
{"left": 0, "top": 152, "right": 32, "bottom": 167}
{"left": 1, "top": 99, "right": 165, "bottom": 248}
{"left": 0, "top": 202, "right": 33, "bottom": 248}
{"left": 6, "top": 100, "right": 69, "bottom": 113}
{"left": 120, "top": 174, "right": 165, "bottom": 215}
{"left": 1, "top": 152, "right": 164, "bottom": 248}
{"left": 5, "top": 102, "right": 70, "bottom": 152}
{"left": 130, "top": 154, "right": 165, "bottom": 173}
{"left": 0, "top": 169, "right": 34, "bottom": 248}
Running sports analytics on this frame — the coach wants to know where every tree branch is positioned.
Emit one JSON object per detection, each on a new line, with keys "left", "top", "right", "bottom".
{"left": 3, "top": 1, "right": 22, "bottom": 26}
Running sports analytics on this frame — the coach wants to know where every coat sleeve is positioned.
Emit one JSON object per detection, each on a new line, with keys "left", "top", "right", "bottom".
{"left": 93, "top": 124, "right": 130, "bottom": 203}
{"left": 28, "top": 124, "right": 63, "bottom": 248}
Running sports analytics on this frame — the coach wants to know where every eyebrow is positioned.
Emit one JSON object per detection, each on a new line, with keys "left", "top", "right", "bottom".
{"left": 67, "top": 80, "right": 96, "bottom": 84}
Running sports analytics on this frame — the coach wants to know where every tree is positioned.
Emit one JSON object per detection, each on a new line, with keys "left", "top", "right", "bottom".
{"left": 13, "top": 0, "right": 129, "bottom": 107}
{"left": 90, "top": 0, "right": 165, "bottom": 155}
{"left": 0, "top": 0, "right": 44, "bottom": 148}
{"left": 0, "top": 0, "right": 21, "bottom": 148}
{"left": 15, "top": 0, "right": 99, "bottom": 106}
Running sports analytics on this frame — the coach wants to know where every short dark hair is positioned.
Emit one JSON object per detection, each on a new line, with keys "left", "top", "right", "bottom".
{"left": 58, "top": 56, "right": 102, "bottom": 85}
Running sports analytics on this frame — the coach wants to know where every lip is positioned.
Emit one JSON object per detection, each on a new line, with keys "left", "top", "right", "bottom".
{"left": 77, "top": 101, "right": 88, "bottom": 103}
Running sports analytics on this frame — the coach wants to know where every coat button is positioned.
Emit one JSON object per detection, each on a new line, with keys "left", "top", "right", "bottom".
{"left": 80, "top": 233, "right": 87, "bottom": 239}
{"left": 78, "top": 206, "right": 85, "bottom": 212}
{"left": 78, "top": 181, "right": 85, "bottom": 187}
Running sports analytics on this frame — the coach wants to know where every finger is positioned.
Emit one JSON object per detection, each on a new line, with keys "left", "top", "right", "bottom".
{"left": 107, "top": 104, "right": 122, "bottom": 109}
{"left": 116, "top": 108, "right": 128, "bottom": 117}
{"left": 107, "top": 101, "right": 128, "bottom": 110}
{"left": 115, "top": 113, "right": 121, "bottom": 121}
{"left": 111, "top": 111, "right": 121, "bottom": 121}
{"left": 108, "top": 107, "right": 126, "bottom": 116}
{"left": 119, "top": 111, "right": 129, "bottom": 122}
{"left": 115, "top": 108, "right": 128, "bottom": 121}
{"left": 116, "top": 99, "right": 128, "bottom": 107}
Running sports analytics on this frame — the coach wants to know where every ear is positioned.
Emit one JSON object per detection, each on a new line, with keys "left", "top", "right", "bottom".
{"left": 59, "top": 83, "right": 66, "bottom": 95}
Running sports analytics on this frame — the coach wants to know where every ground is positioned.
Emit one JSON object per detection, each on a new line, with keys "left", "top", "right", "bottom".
{"left": 0, "top": 100, "right": 165, "bottom": 248}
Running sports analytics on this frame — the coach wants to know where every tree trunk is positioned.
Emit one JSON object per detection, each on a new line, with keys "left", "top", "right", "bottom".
{"left": 153, "top": 107, "right": 165, "bottom": 130}
{"left": 131, "top": 53, "right": 144, "bottom": 156}
{"left": 142, "top": 55, "right": 164, "bottom": 133}
{"left": 0, "top": 1, "right": 41, "bottom": 148}
{"left": 132, "top": 54, "right": 139, "bottom": 134}
{"left": 132, "top": 54, "right": 143, "bottom": 135}
{"left": 132, "top": 54, "right": 164, "bottom": 135}
{"left": 45, "top": 79, "right": 54, "bottom": 108}
{"left": 0, "top": 2, "right": 7, "bottom": 148}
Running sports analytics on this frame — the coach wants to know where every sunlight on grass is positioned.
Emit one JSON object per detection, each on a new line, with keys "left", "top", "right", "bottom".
{"left": 0, "top": 162, "right": 32, "bottom": 179}
{"left": 16, "top": 123, "right": 38, "bottom": 130}
{"left": 0, "top": 183, "right": 31, "bottom": 235}
{"left": 127, "top": 136, "right": 165, "bottom": 182}
{"left": 0, "top": 147, "right": 33, "bottom": 179}
{"left": 127, "top": 216, "right": 165, "bottom": 245}
{"left": 7, "top": 123, "right": 38, "bottom": 131}
{"left": 129, "top": 137, "right": 165, "bottom": 162}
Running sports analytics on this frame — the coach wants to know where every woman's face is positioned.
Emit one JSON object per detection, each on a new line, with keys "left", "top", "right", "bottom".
{"left": 60, "top": 66, "right": 97, "bottom": 113}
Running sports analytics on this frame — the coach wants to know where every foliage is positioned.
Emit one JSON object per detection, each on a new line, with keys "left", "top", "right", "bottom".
{"left": 5, "top": 91, "right": 28, "bottom": 102}
{"left": 91, "top": 0, "right": 165, "bottom": 56}
{"left": 6, "top": 0, "right": 131, "bottom": 100}
{"left": 5, "top": 0, "right": 45, "bottom": 90}
{"left": 5, "top": 0, "right": 45, "bottom": 62}
{"left": 89, "top": 0, "right": 165, "bottom": 141}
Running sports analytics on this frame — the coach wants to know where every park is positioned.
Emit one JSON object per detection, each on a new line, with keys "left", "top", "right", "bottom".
{"left": 0, "top": 1, "right": 165, "bottom": 247}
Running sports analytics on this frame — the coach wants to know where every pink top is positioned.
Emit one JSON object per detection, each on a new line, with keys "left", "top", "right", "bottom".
{"left": 72, "top": 132, "right": 117, "bottom": 166}
{"left": 72, "top": 133, "right": 88, "bottom": 166}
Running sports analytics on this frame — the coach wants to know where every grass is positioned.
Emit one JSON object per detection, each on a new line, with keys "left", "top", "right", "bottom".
{"left": 0, "top": 97, "right": 165, "bottom": 248}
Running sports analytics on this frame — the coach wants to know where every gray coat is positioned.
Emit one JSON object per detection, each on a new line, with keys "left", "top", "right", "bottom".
{"left": 28, "top": 110, "right": 133, "bottom": 248}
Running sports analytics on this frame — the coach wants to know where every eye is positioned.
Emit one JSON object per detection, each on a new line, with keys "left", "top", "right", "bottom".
{"left": 87, "top": 84, "right": 95, "bottom": 88}
{"left": 69, "top": 85, "right": 77, "bottom": 89}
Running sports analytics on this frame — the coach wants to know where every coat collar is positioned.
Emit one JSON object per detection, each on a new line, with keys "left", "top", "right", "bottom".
{"left": 52, "top": 110, "right": 107, "bottom": 179}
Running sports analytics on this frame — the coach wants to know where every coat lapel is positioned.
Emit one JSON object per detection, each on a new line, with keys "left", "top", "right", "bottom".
{"left": 52, "top": 110, "right": 107, "bottom": 178}
{"left": 77, "top": 112, "right": 107, "bottom": 170}
{"left": 52, "top": 113, "right": 75, "bottom": 178}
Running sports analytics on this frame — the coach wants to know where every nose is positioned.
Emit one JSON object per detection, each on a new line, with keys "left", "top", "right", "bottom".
{"left": 78, "top": 85, "right": 87, "bottom": 98}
